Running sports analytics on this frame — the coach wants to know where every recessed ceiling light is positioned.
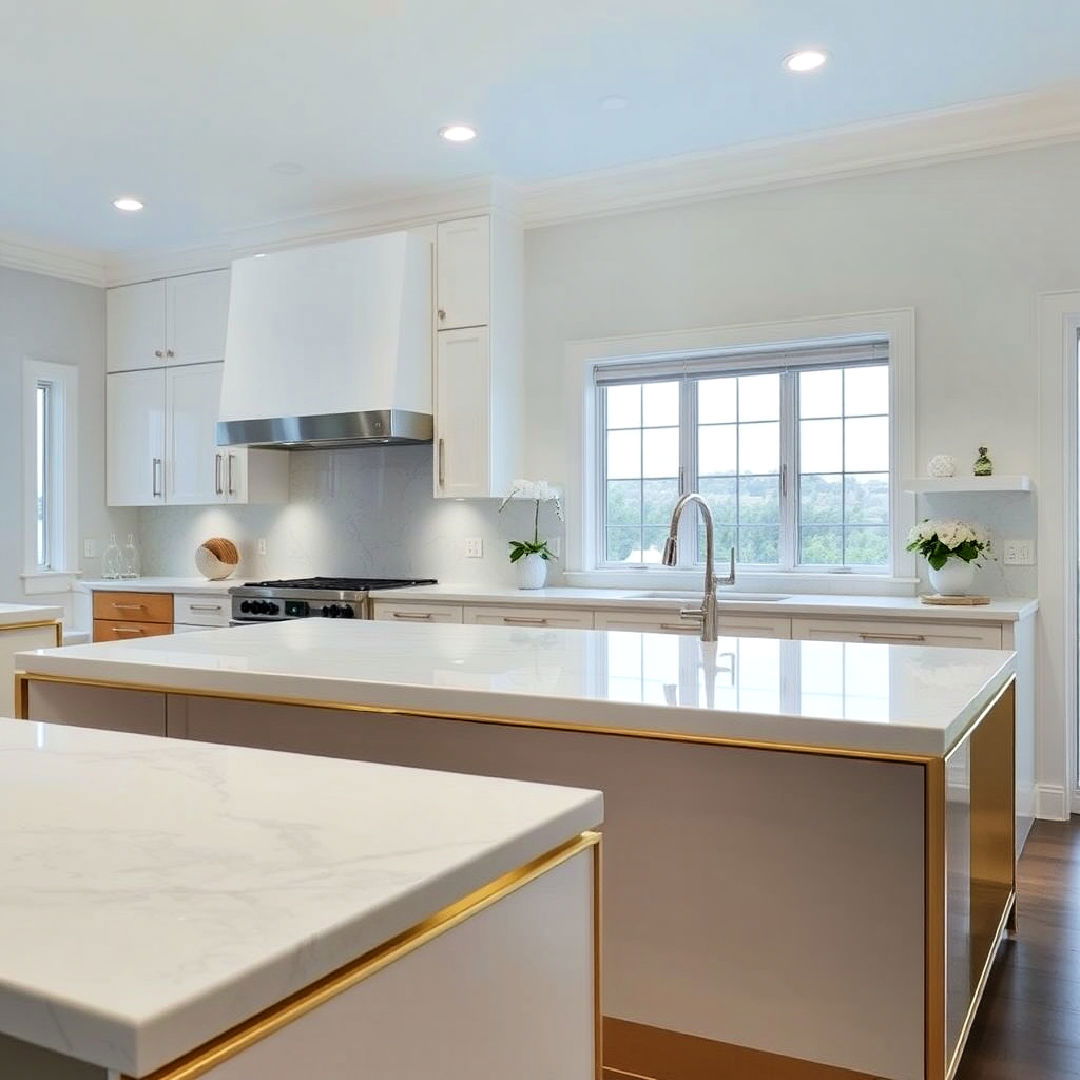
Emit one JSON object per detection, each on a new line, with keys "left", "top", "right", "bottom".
{"left": 439, "top": 124, "right": 477, "bottom": 143}
{"left": 784, "top": 49, "right": 828, "bottom": 73}
{"left": 600, "top": 95, "right": 628, "bottom": 111}
{"left": 112, "top": 197, "right": 144, "bottom": 212}
{"left": 269, "top": 161, "right": 304, "bottom": 176}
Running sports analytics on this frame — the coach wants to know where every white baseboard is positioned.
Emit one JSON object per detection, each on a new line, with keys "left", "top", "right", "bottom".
{"left": 1035, "top": 784, "right": 1071, "bottom": 821}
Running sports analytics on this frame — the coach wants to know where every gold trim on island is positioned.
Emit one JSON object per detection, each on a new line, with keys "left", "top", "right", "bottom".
{"left": 123, "top": 831, "right": 602, "bottom": 1080}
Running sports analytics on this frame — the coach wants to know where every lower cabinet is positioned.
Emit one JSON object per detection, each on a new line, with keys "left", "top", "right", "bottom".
{"left": 593, "top": 610, "right": 791, "bottom": 639}
{"left": 463, "top": 606, "right": 595, "bottom": 630}
{"left": 372, "top": 601, "right": 465, "bottom": 624}
{"left": 790, "top": 617, "right": 1002, "bottom": 650}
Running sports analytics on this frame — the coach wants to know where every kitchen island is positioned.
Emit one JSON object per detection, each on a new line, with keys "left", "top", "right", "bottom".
{"left": 17, "top": 620, "right": 1017, "bottom": 1080}
{"left": 0, "top": 717, "right": 601, "bottom": 1079}
{"left": 0, "top": 602, "right": 62, "bottom": 713}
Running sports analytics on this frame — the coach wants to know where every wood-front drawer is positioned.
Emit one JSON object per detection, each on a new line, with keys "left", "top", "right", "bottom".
{"left": 93, "top": 591, "right": 174, "bottom": 625}
{"left": 93, "top": 618, "right": 174, "bottom": 643}
{"left": 463, "top": 606, "right": 595, "bottom": 630}
{"left": 372, "top": 602, "right": 464, "bottom": 624}
{"left": 174, "top": 593, "right": 230, "bottom": 626}
{"left": 790, "top": 617, "right": 1002, "bottom": 650}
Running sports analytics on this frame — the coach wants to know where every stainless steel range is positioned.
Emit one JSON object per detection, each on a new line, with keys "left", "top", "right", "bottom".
{"left": 229, "top": 577, "right": 437, "bottom": 624}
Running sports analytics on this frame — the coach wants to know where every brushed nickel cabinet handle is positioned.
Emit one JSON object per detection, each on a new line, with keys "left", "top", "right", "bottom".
{"left": 189, "top": 603, "right": 223, "bottom": 612}
{"left": 227, "top": 453, "right": 236, "bottom": 496}
{"left": 660, "top": 623, "right": 698, "bottom": 632}
{"left": 154, "top": 350, "right": 163, "bottom": 359}
{"left": 391, "top": 611, "right": 433, "bottom": 620}
{"left": 857, "top": 632, "right": 926, "bottom": 643}
{"left": 437, "top": 438, "right": 445, "bottom": 487}
{"left": 438, "top": 308, "right": 446, "bottom": 321}
{"left": 166, "top": 349, "right": 175, "bottom": 359}
{"left": 152, "top": 457, "right": 163, "bottom": 498}
{"left": 214, "top": 453, "right": 223, "bottom": 496}
{"left": 502, "top": 616, "right": 548, "bottom": 625}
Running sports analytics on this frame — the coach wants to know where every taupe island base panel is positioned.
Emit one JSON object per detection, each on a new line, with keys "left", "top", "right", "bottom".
{"left": 16, "top": 621, "right": 1018, "bottom": 1080}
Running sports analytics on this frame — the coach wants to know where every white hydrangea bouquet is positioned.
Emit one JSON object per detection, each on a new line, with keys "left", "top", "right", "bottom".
{"left": 905, "top": 519, "right": 989, "bottom": 570}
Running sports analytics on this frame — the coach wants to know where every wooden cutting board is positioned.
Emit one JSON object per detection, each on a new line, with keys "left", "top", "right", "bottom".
{"left": 920, "top": 594, "right": 991, "bottom": 605}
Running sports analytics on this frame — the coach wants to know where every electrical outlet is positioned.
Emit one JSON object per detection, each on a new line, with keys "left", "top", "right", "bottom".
{"left": 82, "top": 538, "right": 96, "bottom": 559}
{"left": 464, "top": 537, "right": 483, "bottom": 559}
{"left": 1002, "top": 539, "right": 1035, "bottom": 565}
{"left": 256, "top": 538, "right": 268, "bottom": 557}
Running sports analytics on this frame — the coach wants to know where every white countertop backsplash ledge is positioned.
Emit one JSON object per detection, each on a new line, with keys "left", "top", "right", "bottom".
{"left": 19, "top": 619, "right": 1016, "bottom": 757}
{"left": 0, "top": 718, "right": 601, "bottom": 1075}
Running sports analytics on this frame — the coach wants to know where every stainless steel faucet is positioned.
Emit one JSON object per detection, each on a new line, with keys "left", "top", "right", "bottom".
{"left": 661, "top": 493, "right": 736, "bottom": 642}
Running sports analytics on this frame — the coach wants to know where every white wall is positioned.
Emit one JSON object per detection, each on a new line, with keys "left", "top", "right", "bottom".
{"left": 0, "top": 267, "right": 136, "bottom": 622}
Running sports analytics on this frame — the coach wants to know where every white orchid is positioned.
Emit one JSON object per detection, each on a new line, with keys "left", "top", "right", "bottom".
{"left": 498, "top": 479, "right": 564, "bottom": 563}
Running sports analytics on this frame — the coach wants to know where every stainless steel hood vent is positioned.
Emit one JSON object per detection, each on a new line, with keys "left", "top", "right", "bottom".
{"left": 217, "top": 231, "right": 433, "bottom": 450}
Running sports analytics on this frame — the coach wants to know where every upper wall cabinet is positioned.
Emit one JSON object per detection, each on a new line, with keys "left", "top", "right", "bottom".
{"left": 433, "top": 214, "right": 523, "bottom": 499}
{"left": 436, "top": 217, "right": 491, "bottom": 330}
{"left": 107, "top": 269, "right": 230, "bottom": 372}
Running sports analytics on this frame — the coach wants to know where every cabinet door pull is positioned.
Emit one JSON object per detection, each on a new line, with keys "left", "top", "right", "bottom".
{"left": 152, "top": 457, "right": 163, "bottom": 498}
{"left": 227, "top": 453, "right": 236, "bottom": 496}
{"left": 660, "top": 623, "right": 697, "bottom": 632}
{"left": 857, "top": 632, "right": 927, "bottom": 643}
{"left": 113, "top": 626, "right": 145, "bottom": 636}
{"left": 111, "top": 602, "right": 146, "bottom": 611}
{"left": 502, "top": 616, "right": 548, "bottom": 625}
{"left": 166, "top": 349, "right": 175, "bottom": 359}
{"left": 438, "top": 308, "right": 446, "bottom": 321}
{"left": 154, "top": 350, "right": 163, "bottom": 359}
{"left": 189, "top": 603, "right": 223, "bottom": 612}
{"left": 437, "top": 439, "right": 445, "bottom": 487}
{"left": 214, "top": 453, "right": 223, "bottom": 496}
{"left": 391, "top": 611, "right": 433, "bottom": 620}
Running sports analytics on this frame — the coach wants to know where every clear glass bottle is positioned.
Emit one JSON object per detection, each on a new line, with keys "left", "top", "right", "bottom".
{"left": 121, "top": 534, "right": 140, "bottom": 579}
{"left": 102, "top": 534, "right": 122, "bottom": 580}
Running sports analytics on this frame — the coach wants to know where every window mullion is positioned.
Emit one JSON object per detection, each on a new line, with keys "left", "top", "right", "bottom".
{"left": 678, "top": 379, "right": 695, "bottom": 568}
{"left": 780, "top": 372, "right": 798, "bottom": 571}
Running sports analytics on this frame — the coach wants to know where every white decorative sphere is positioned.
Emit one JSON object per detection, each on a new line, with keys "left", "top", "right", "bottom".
{"left": 927, "top": 455, "right": 957, "bottom": 478}
{"left": 195, "top": 537, "right": 240, "bottom": 580}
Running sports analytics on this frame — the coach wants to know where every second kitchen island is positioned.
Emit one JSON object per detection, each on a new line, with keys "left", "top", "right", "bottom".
{"left": 17, "top": 619, "right": 1018, "bottom": 1080}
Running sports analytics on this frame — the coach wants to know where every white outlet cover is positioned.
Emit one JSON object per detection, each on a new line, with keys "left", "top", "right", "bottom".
{"left": 464, "top": 538, "right": 483, "bottom": 559}
{"left": 256, "top": 538, "right": 268, "bottom": 556}
{"left": 1002, "top": 539, "right": 1035, "bottom": 565}
{"left": 82, "top": 538, "right": 96, "bottom": 558}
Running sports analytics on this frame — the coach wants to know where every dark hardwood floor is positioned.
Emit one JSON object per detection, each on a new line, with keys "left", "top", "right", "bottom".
{"left": 958, "top": 818, "right": 1080, "bottom": 1079}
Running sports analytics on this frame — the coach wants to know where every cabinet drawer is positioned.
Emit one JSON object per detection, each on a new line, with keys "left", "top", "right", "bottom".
{"left": 93, "top": 619, "right": 174, "bottom": 642}
{"left": 594, "top": 611, "right": 701, "bottom": 635}
{"left": 372, "top": 602, "right": 464, "bottom": 624}
{"left": 463, "top": 606, "right": 595, "bottom": 630}
{"left": 174, "top": 594, "right": 230, "bottom": 626}
{"left": 93, "top": 591, "right": 174, "bottom": 624}
{"left": 790, "top": 617, "right": 1002, "bottom": 650}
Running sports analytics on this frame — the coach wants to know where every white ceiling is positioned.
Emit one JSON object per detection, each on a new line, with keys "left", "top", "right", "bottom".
{"left": 4, "top": 0, "right": 1080, "bottom": 255}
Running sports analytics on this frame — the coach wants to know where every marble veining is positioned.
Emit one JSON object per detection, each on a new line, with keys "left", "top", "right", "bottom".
{"left": 19, "top": 619, "right": 1015, "bottom": 756}
{"left": 0, "top": 719, "right": 601, "bottom": 1075}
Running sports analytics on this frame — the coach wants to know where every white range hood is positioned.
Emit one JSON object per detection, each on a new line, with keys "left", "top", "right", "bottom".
{"left": 217, "top": 231, "right": 432, "bottom": 449}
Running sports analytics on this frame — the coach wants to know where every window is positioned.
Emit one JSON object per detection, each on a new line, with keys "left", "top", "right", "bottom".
{"left": 23, "top": 360, "right": 77, "bottom": 584}
{"left": 595, "top": 338, "right": 891, "bottom": 573}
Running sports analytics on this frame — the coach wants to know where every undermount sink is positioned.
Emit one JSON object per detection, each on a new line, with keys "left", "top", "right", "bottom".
{"left": 629, "top": 591, "right": 790, "bottom": 602}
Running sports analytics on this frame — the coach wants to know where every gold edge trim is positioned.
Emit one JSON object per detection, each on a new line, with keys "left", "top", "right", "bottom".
{"left": 925, "top": 757, "right": 946, "bottom": 1080}
{"left": 0, "top": 619, "right": 63, "bottom": 634}
{"left": 124, "top": 830, "right": 601, "bottom": 1080}
{"left": 17, "top": 672, "right": 940, "bottom": 765}
{"left": 943, "top": 676, "right": 1017, "bottom": 760}
{"left": 594, "top": 834, "right": 603, "bottom": 1080}
{"left": 944, "top": 889, "right": 1016, "bottom": 1080}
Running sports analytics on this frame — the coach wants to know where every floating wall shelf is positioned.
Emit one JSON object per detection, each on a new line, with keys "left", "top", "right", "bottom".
{"left": 902, "top": 476, "right": 1032, "bottom": 495}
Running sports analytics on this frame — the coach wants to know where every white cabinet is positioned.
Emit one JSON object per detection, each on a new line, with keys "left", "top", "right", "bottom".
{"left": 372, "top": 601, "right": 465, "bottom": 624}
{"left": 463, "top": 606, "right": 595, "bottom": 630}
{"left": 436, "top": 216, "right": 490, "bottom": 329}
{"left": 593, "top": 610, "right": 792, "bottom": 639}
{"left": 174, "top": 594, "right": 231, "bottom": 627}
{"left": 167, "top": 270, "right": 231, "bottom": 366}
{"left": 790, "top": 617, "right": 1002, "bottom": 650}
{"left": 107, "top": 368, "right": 167, "bottom": 505}
{"left": 108, "top": 363, "right": 288, "bottom": 507}
{"left": 436, "top": 328, "right": 490, "bottom": 498}
{"left": 107, "top": 270, "right": 230, "bottom": 372}
{"left": 433, "top": 213, "right": 523, "bottom": 499}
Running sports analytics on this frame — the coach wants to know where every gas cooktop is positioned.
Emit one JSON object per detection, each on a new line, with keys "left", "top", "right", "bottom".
{"left": 241, "top": 577, "right": 437, "bottom": 591}
{"left": 229, "top": 577, "right": 438, "bottom": 622}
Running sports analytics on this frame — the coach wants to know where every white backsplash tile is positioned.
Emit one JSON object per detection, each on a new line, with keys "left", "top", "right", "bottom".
{"left": 136, "top": 445, "right": 567, "bottom": 586}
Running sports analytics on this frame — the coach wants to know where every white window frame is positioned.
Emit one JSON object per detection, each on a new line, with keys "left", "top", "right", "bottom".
{"left": 22, "top": 359, "right": 79, "bottom": 593}
{"left": 563, "top": 309, "right": 916, "bottom": 593}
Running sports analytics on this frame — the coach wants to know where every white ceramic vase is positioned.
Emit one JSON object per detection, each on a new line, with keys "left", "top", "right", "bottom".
{"left": 927, "top": 559, "right": 976, "bottom": 596}
{"left": 515, "top": 553, "right": 548, "bottom": 590}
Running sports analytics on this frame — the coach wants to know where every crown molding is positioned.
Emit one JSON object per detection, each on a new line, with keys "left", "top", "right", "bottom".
{"left": 0, "top": 234, "right": 107, "bottom": 287}
{"left": 519, "top": 84, "right": 1080, "bottom": 227}
{"left": 102, "top": 176, "right": 523, "bottom": 286}
{"left": 17, "top": 84, "right": 1080, "bottom": 287}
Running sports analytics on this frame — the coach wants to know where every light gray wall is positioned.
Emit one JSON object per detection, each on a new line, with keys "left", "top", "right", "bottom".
{"left": 0, "top": 267, "right": 136, "bottom": 619}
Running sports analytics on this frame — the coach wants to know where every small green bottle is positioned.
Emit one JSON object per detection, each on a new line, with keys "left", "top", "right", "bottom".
{"left": 974, "top": 447, "right": 992, "bottom": 477}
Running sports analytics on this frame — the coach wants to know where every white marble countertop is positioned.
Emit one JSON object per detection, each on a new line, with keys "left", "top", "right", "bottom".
{"left": 373, "top": 583, "right": 1039, "bottom": 622}
{"left": 0, "top": 602, "right": 63, "bottom": 626}
{"left": 79, "top": 576, "right": 235, "bottom": 596}
{"left": 0, "top": 718, "right": 601, "bottom": 1076}
{"left": 19, "top": 620, "right": 1014, "bottom": 758}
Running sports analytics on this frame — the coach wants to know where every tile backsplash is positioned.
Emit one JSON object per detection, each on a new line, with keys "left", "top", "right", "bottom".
{"left": 137, "top": 445, "right": 567, "bottom": 586}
